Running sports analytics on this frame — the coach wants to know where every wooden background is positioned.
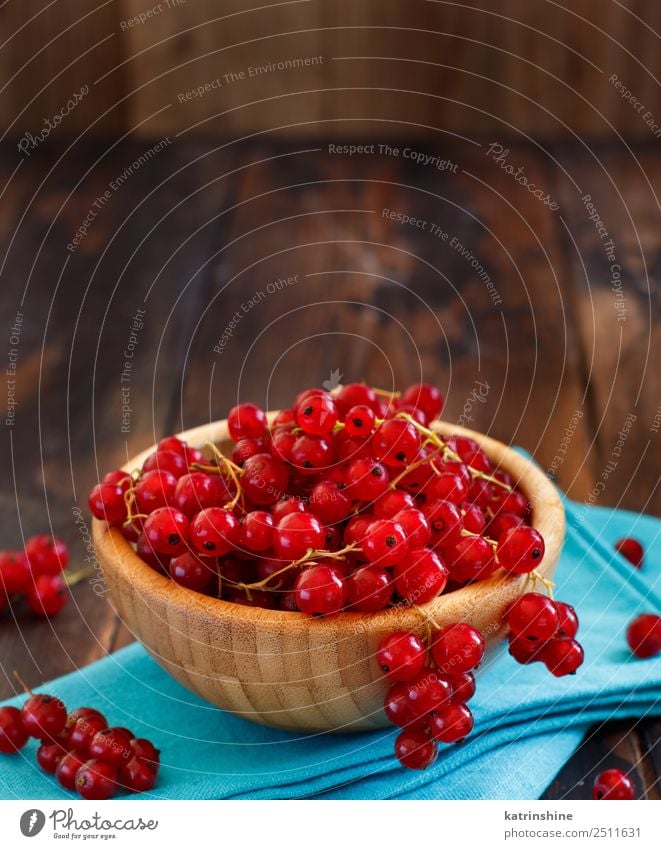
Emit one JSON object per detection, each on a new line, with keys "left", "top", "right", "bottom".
{"left": 1, "top": 1, "right": 661, "bottom": 140}
{"left": 0, "top": 0, "right": 659, "bottom": 800}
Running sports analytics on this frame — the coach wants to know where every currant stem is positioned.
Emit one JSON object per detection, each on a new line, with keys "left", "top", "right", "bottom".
{"left": 460, "top": 529, "right": 499, "bottom": 549}
{"left": 13, "top": 670, "right": 34, "bottom": 697}
{"left": 529, "top": 570, "right": 555, "bottom": 600}
{"left": 232, "top": 543, "right": 360, "bottom": 593}
{"left": 388, "top": 446, "right": 443, "bottom": 490}
{"left": 64, "top": 566, "right": 95, "bottom": 587}
{"left": 204, "top": 443, "right": 244, "bottom": 511}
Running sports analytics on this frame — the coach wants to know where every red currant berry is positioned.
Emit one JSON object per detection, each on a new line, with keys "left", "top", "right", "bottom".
{"left": 428, "top": 703, "right": 473, "bottom": 743}
{"left": 241, "top": 453, "right": 289, "bottom": 505}
{"left": 488, "top": 511, "right": 523, "bottom": 540}
{"left": 343, "top": 515, "right": 372, "bottom": 549}
{"left": 345, "top": 566, "right": 393, "bottom": 612}
{"left": 394, "top": 403, "right": 428, "bottom": 426}
{"left": 555, "top": 601, "right": 579, "bottom": 639}
{"left": 56, "top": 752, "right": 86, "bottom": 790}
{"left": 225, "top": 588, "right": 278, "bottom": 609}
{"left": 404, "top": 671, "right": 453, "bottom": 717}
{"left": 0, "top": 706, "right": 28, "bottom": 753}
{"left": 614, "top": 537, "right": 644, "bottom": 568}
{"left": 497, "top": 526, "right": 545, "bottom": 574}
{"left": 296, "top": 391, "right": 339, "bottom": 436}
{"left": 345, "top": 458, "right": 390, "bottom": 501}
{"left": 119, "top": 756, "right": 158, "bottom": 792}
{"left": 394, "top": 729, "right": 438, "bottom": 770}
{"left": 383, "top": 683, "right": 425, "bottom": 729}
{"left": 135, "top": 470, "right": 178, "bottom": 513}
{"left": 344, "top": 404, "right": 376, "bottom": 438}
{"left": 76, "top": 759, "right": 118, "bottom": 800}
{"left": 144, "top": 507, "right": 190, "bottom": 556}
{"left": 26, "top": 574, "right": 67, "bottom": 617}
{"left": 290, "top": 434, "right": 335, "bottom": 473}
{"left": 0, "top": 551, "right": 30, "bottom": 595}
{"left": 401, "top": 383, "right": 444, "bottom": 420}
{"left": 294, "top": 565, "right": 346, "bottom": 615}
{"left": 492, "top": 489, "right": 529, "bottom": 518}
{"left": 169, "top": 552, "right": 216, "bottom": 592}
{"left": 67, "top": 711, "right": 108, "bottom": 753}
{"left": 394, "top": 508, "right": 431, "bottom": 548}
{"left": 130, "top": 738, "right": 160, "bottom": 764}
{"left": 373, "top": 489, "right": 415, "bottom": 519}
{"left": 394, "top": 548, "right": 448, "bottom": 604}
{"left": 142, "top": 450, "right": 188, "bottom": 479}
{"left": 37, "top": 741, "right": 65, "bottom": 773}
{"left": 542, "top": 638, "right": 584, "bottom": 676}
{"left": 22, "top": 694, "right": 67, "bottom": 740}
{"left": 448, "top": 437, "right": 492, "bottom": 473}
{"left": 89, "top": 483, "right": 128, "bottom": 524}
{"left": 173, "top": 472, "right": 226, "bottom": 517}
{"left": 25, "top": 535, "right": 70, "bottom": 575}
{"left": 157, "top": 435, "right": 187, "bottom": 455}
{"left": 270, "top": 428, "right": 296, "bottom": 463}
{"left": 240, "top": 510, "right": 275, "bottom": 553}
{"left": 190, "top": 507, "right": 239, "bottom": 556}
{"left": 271, "top": 498, "right": 306, "bottom": 523}
{"left": 103, "top": 470, "right": 132, "bottom": 491}
{"left": 445, "top": 536, "right": 496, "bottom": 583}
{"left": 460, "top": 502, "right": 487, "bottom": 535}
{"left": 274, "top": 512, "right": 325, "bottom": 560}
{"left": 228, "top": 403, "right": 267, "bottom": 441}
{"left": 422, "top": 499, "right": 463, "bottom": 547}
{"left": 377, "top": 632, "right": 426, "bottom": 681}
{"left": 593, "top": 769, "right": 635, "bottom": 800}
{"left": 136, "top": 534, "right": 170, "bottom": 572}
{"left": 89, "top": 726, "right": 133, "bottom": 766}
{"left": 309, "top": 480, "right": 352, "bottom": 524}
{"left": 336, "top": 383, "right": 378, "bottom": 415}
{"left": 231, "top": 437, "right": 264, "bottom": 465}
{"left": 447, "top": 671, "right": 476, "bottom": 704}
{"left": 431, "top": 623, "right": 485, "bottom": 673}
{"left": 427, "top": 472, "right": 468, "bottom": 504}
{"left": 371, "top": 419, "right": 421, "bottom": 468}
{"left": 362, "top": 519, "right": 409, "bottom": 566}
{"left": 508, "top": 634, "right": 545, "bottom": 664}
{"left": 507, "top": 593, "right": 559, "bottom": 642}
{"left": 626, "top": 614, "right": 661, "bottom": 659}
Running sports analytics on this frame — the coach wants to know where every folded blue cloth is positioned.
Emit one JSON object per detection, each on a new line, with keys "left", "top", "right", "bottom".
{"left": 1, "top": 494, "right": 659, "bottom": 800}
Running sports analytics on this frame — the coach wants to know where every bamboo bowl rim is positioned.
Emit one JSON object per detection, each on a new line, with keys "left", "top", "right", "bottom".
{"left": 93, "top": 416, "right": 565, "bottom": 635}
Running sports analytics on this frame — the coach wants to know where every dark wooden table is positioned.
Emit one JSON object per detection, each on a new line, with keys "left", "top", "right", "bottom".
{"left": 0, "top": 137, "right": 658, "bottom": 798}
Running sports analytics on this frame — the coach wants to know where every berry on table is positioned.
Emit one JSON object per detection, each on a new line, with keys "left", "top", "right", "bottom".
{"left": 626, "top": 614, "right": 661, "bottom": 659}
{"left": 119, "top": 757, "right": 158, "bottom": 792}
{"left": 75, "top": 759, "right": 118, "bottom": 800}
{"left": 56, "top": 752, "right": 86, "bottom": 791}
{"left": 25, "top": 535, "right": 69, "bottom": 575}
{"left": 0, "top": 551, "right": 30, "bottom": 595}
{"left": 88, "top": 726, "right": 133, "bottom": 766}
{"left": 37, "top": 741, "right": 64, "bottom": 774}
{"left": 614, "top": 537, "right": 644, "bottom": 568}
{"left": 592, "top": 768, "right": 635, "bottom": 800}
{"left": 26, "top": 575, "right": 67, "bottom": 617}
{"left": 0, "top": 706, "right": 28, "bottom": 753}
{"left": 22, "top": 694, "right": 67, "bottom": 740}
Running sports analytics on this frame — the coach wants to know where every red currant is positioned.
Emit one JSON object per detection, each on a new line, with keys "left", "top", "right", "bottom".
{"left": 89, "top": 483, "right": 127, "bottom": 524}
{"left": 190, "top": 507, "right": 239, "bottom": 556}
{"left": 135, "top": 470, "right": 178, "bottom": 513}
{"left": 89, "top": 726, "right": 133, "bottom": 766}
{"left": 447, "top": 671, "right": 476, "bottom": 704}
{"left": 119, "top": 756, "right": 158, "bottom": 792}
{"left": 497, "top": 526, "right": 545, "bottom": 574}
{"left": 394, "top": 548, "right": 448, "bottom": 604}
{"left": 336, "top": 383, "right": 378, "bottom": 414}
{"left": 362, "top": 519, "right": 409, "bottom": 566}
{"left": 345, "top": 566, "right": 393, "bottom": 612}
{"left": 383, "top": 683, "right": 425, "bottom": 729}
{"left": 508, "top": 634, "right": 544, "bottom": 664}
{"left": 431, "top": 623, "right": 485, "bottom": 673}
{"left": 169, "top": 552, "right": 216, "bottom": 592}
{"left": 290, "top": 434, "right": 335, "bottom": 473}
{"left": 309, "top": 480, "right": 352, "bottom": 524}
{"left": 445, "top": 536, "right": 495, "bottom": 583}
{"left": 422, "top": 499, "right": 463, "bottom": 547}
{"left": 345, "top": 458, "right": 390, "bottom": 501}
{"left": 25, "top": 535, "right": 69, "bottom": 575}
{"left": 274, "top": 512, "right": 325, "bottom": 560}
{"left": 373, "top": 489, "right": 414, "bottom": 519}
{"left": 240, "top": 510, "right": 275, "bottom": 553}
{"left": 626, "top": 614, "right": 661, "bottom": 659}
{"left": 377, "top": 632, "right": 426, "bottom": 681}
{"left": 241, "top": 453, "right": 289, "bottom": 505}
{"left": 393, "top": 508, "right": 431, "bottom": 548}
{"left": 344, "top": 404, "right": 376, "bottom": 438}
{"left": 593, "top": 768, "right": 635, "bottom": 800}
{"left": 232, "top": 437, "right": 264, "bottom": 465}
{"left": 488, "top": 511, "right": 523, "bottom": 540}
{"left": 130, "top": 738, "right": 160, "bottom": 764}
{"left": 394, "top": 729, "right": 438, "bottom": 770}
{"left": 507, "top": 593, "right": 559, "bottom": 642}
{"left": 75, "top": 759, "right": 118, "bottom": 800}
{"left": 541, "top": 638, "right": 584, "bottom": 676}
{"left": 228, "top": 403, "right": 267, "bottom": 440}
{"left": 173, "top": 472, "right": 227, "bottom": 516}
{"left": 294, "top": 565, "right": 345, "bottom": 615}
{"left": 0, "top": 706, "right": 28, "bottom": 753}
{"left": 144, "top": 507, "right": 190, "bottom": 556}
{"left": 142, "top": 449, "right": 188, "bottom": 479}
{"left": 0, "top": 551, "right": 30, "bottom": 595}
{"left": 428, "top": 703, "right": 474, "bottom": 743}
{"left": 401, "top": 383, "right": 444, "bottom": 420}
{"left": 37, "top": 741, "right": 65, "bottom": 773}
{"left": 555, "top": 601, "right": 579, "bottom": 639}
{"left": 427, "top": 472, "right": 468, "bottom": 504}
{"left": 296, "top": 391, "right": 339, "bottom": 436}
{"left": 404, "top": 670, "right": 453, "bottom": 717}
{"left": 614, "top": 537, "right": 644, "bottom": 568}
{"left": 22, "top": 693, "right": 67, "bottom": 740}
{"left": 67, "top": 710, "right": 108, "bottom": 753}
{"left": 371, "top": 419, "right": 421, "bottom": 467}
{"left": 26, "top": 574, "right": 67, "bottom": 617}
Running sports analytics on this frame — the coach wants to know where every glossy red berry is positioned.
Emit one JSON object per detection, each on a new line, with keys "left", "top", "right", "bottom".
{"left": 401, "top": 383, "right": 444, "bottom": 420}
{"left": 142, "top": 449, "right": 188, "bottom": 479}
{"left": 56, "top": 751, "right": 86, "bottom": 790}
{"left": 405, "top": 671, "right": 453, "bottom": 717}
{"left": 0, "top": 551, "right": 30, "bottom": 595}
{"left": 427, "top": 472, "right": 468, "bottom": 504}
{"left": 232, "top": 437, "right": 264, "bottom": 465}
{"left": 296, "top": 391, "right": 339, "bottom": 436}
{"left": 25, "top": 535, "right": 70, "bottom": 575}
{"left": 274, "top": 512, "right": 325, "bottom": 560}
{"left": 173, "top": 472, "right": 226, "bottom": 516}
{"left": 626, "top": 614, "right": 661, "bottom": 659}
{"left": 89, "top": 483, "right": 128, "bottom": 524}
{"left": 445, "top": 536, "right": 495, "bottom": 583}
{"left": 345, "top": 566, "right": 393, "bottom": 612}
{"left": 428, "top": 703, "right": 474, "bottom": 743}
{"left": 345, "top": 458, "right": 390, "bottom": 502}
{"left": 394, "top": 729, "right": 438, "bottom": 770}
{"left": 239, "top": 510, "right": 275, "bottom": 553}
{"left": 76, "top": 759, "right": 118, "bottom": 800}
{"left": 394, "top": 548, "right": 448, "bottom": 604}
{"left": 373, "top": 489, "right": 414, "bottom": 519}
{"left": 89, "top": 726, "right": 133, "bottom": 766}
{"left": 384, "top": 683, "right": 423, "bottom": 729}
{"left": 26, "top": 574, "right": 67, "bottom": 617}
{"left": 431, "top": 623, "right": 485, "bottom": 673}
{"left": 344, "top": 404, "right": 376, "bottom": 438}
{"left": 593, "top": 768, "right": 635, "bottom": 800}
{"left": 542, "top": 638, "right": 584, "bottom": 676}
{"left": 134, "top": 470, "right": 178, "bottom": 514}
{"left": 460, "top": 502, "right": 487, "bottom": 535}
{"left": 371, "top": 419, "right": 421, "bottom": 467}
{"left": 228, "top": 403, "right": 267, "bottom": 441}
{"left": 130, "top": 738, "right": 160, "bottom": 764}
{"left": 241, "top": 453, "right": 289, "bottom": 505}
{"left": 103, "top": 469, "right": 132, "bottom": 491}
{"left": 66, "top": 710, "right": 108, "bottom": 753}
{"left": 0, "top": 706, "right": 28, "bottom": 753}
{"left": 422, "top": 499, "right": 463, "bottom": 547}
{"left": 169, "top": 552, "right": 216, "bottom": 592}
{"left": 447, "top": 671, "right": 476, "bottom": 704}
{"left": 507, "top": 593, "right": 559, "bottom": 642}
{"left": 497, "top": 526, "right": 545, "bottom": 574}
{"left": 309, "top": 480, "right": 352, "bottom": 524}
{"left": 190, "top": 507, "right": 239, "bottom": 556}
{"left": 488, "top": 511, "right": 523, "bottom": 540}
{"left": 614, "top": 537, "right": 644, "bottom": 568}
{"left": 377, "top": 632, "right": 426, "bottom": 681}
{"left": 144, "top": 507, "right": 190, "bottom": 556}
{"left": 119, "top": 756, "right": 158, "bottom": 792}
{"left": 294, "top": 565, "right": 345, "bottom": 615}
{"left": 22, "top": 694, "right": 67, "bottom": 740}
{"left": 37, "top": 741, "right": 65, "bottom": 773}
{"left": 362, "top": 519, "right": 409, "bottom": 566}
{"left": 335, "top": 383, "right": 378, "bottom": 414}
{"left": 555, "top": 601, "right": 579, "bottom": 639}
{"left": 508, "top": 634, "right": 544, "bottom": 664}
{"left": 290, "top": 434, "right": 335, "bottom": 473}
{"left": 394, "top": 508, "right": 431, "bottom": 549}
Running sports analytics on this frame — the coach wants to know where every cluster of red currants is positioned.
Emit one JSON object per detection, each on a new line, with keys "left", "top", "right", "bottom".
{"left": 378, "top": 624, "right": 484, "bottom": 770}
{"left": 0, "top": 690, "right": 159, "bottom": 799}
{"left": 0, "top": 535, "right": 69, "bottom": 618}
{"left": 88, "top": 382, "right": 549, "bottom": 615}
{"left": 506, "top": 592, "right": 584, "bottom": 675}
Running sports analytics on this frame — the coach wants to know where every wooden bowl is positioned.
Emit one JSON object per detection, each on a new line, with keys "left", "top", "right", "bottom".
{"left": 93, "top": 418, "right": 565, "bottom": 732}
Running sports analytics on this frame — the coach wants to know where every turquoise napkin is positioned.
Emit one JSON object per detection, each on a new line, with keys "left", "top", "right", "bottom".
{"left": 1, "top": 496, "right": 659, "bottom": 800}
